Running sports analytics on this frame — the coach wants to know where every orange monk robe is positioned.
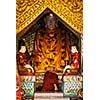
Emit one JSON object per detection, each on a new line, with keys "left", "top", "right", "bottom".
{"left": 42, "top": 71, "right": 59, "bottom": 91}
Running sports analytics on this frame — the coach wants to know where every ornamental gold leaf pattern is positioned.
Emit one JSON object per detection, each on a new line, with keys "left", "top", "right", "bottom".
{"left": 62, "top": 0, "right": 83, "bottom": 13}
{"left": 16, "top": 0, "right": 83, "bottom": 34}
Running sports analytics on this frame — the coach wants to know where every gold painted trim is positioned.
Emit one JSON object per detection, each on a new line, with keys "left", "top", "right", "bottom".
{"left": 16, "top": 0, "right": 83, "bottom": 34}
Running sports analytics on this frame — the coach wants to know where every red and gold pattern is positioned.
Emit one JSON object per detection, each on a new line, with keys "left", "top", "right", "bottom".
{"left": 16, "top": 72, "right": 22, "bottom": 100}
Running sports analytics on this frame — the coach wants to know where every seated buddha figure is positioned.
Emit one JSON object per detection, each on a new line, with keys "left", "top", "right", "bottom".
{"left": 33, "top": 13, "right": 70, "bottom": 72}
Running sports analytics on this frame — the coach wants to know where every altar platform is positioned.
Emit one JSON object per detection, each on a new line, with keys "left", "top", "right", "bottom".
{"left": 22, "top": 73, "right": 83, "bottom": 100}
{"left": 24, "top": 91, "right": 82, "bottom": 100}
{"left": 24, "top": 92, "right": 70, "bottom": 100}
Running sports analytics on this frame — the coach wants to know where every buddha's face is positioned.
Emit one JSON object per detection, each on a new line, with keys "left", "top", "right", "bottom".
{"left": 46, "top": 16, "right": 56, "bottom": 29}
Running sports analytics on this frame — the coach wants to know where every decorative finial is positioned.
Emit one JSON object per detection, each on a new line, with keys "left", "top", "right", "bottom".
{"left": 50, "top": 13, "right": 53, "bottom": 17}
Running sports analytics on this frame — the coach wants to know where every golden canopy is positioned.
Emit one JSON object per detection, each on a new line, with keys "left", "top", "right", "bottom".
{"left": 16, "top": 0, "right": 83, "bottom": 35}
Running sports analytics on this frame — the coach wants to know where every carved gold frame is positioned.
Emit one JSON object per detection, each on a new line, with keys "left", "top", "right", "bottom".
{"left": 16, "top": 0, "right": 83, "bottom": 35}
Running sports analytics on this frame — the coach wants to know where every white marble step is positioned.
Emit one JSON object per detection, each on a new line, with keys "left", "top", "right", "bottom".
{"left": 24, "top": 92, "right": 70, "bottom": 100}
{"left": 34, "top": 97, "right": 70, "bottom": 100}
{"left": 24, "top": 98, "right": 70, "bottom": 100}
{"left": 34, "top": 92, "right": 63, "bottom": 98}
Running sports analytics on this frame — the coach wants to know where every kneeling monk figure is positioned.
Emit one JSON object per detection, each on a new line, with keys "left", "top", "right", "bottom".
{"left": 42, "top": 67, "right": 59, "bottom": 91}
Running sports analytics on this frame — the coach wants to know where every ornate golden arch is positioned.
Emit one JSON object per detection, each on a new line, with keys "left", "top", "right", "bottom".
{"left": 16, "top": 0, "right": 83, "bottom": 35}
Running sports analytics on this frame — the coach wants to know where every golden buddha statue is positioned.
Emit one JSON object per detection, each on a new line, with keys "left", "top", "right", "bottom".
{"left": 33, "top": 13, "right": 70, "bottom": 72}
